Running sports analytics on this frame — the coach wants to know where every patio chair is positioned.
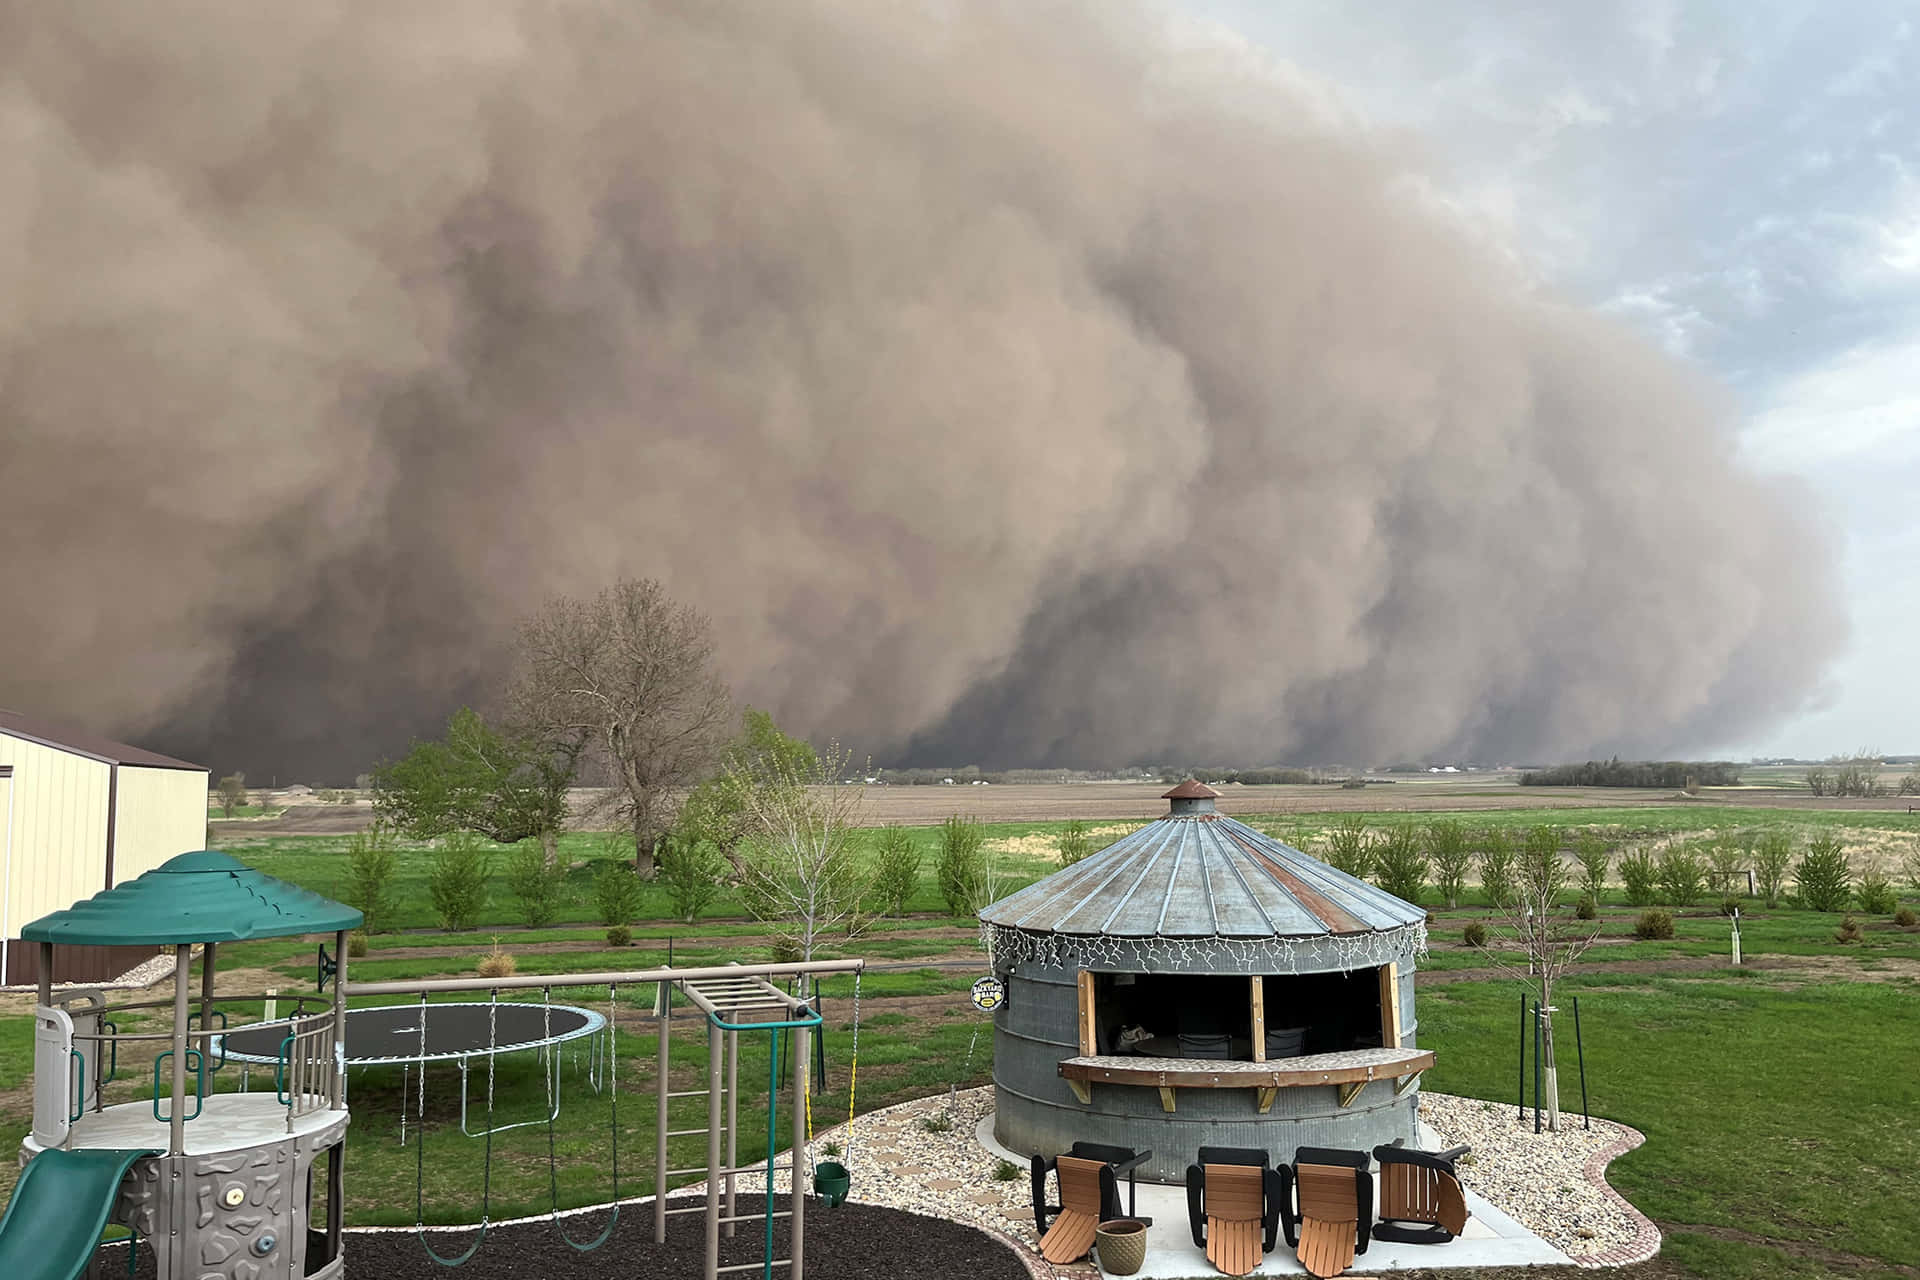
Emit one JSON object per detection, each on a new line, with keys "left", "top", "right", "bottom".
{"left": 1282, "top": 1147, "right": 1371, "bottom": 1279}
{"left": 1371, "top": 1143, "right": 1471, "bottom": 1244}
{"left": 1029, "top": 1153, "right": 1120, "bottom": 1263}
{"left": 1184, "top": 1146, "right": 1287, "bottom": 1276}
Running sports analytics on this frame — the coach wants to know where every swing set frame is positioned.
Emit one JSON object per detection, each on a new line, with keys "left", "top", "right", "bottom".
{"left": 348, "top": 958, "right": 865, "bottom": 1280}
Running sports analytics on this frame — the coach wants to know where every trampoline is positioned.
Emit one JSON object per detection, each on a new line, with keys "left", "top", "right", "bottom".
{"left": 215, "top": 1002, "right": 609, "bottom": 1137}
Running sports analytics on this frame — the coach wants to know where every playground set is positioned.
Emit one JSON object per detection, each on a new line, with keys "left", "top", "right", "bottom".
{"left": 0, "top": 851, "right": 866, "bottom": 1280}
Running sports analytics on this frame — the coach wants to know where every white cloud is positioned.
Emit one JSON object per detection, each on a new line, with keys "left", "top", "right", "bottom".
{"left": 1740, "top": 334, "right": 1920, "bottom": 471}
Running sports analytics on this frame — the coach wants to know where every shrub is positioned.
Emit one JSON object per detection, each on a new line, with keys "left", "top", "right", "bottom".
{"left": 1371, "top": 826, "right": 1428, "bottom": 904}
{"left": 1056, "top": 820, "right": 1094, "bottom": 866}
{"left": 1833, "top": 914, "right": 1864, "bottom": 945}
{"left": 1855, "top": 860, "right": 1898, "bottom": 914}
{"left": 1706, "top": 840, "right": 1747, "bottom": 898}
{"left": 592, "top": 859, "right": 646, "bottom": 928}
{"left": 1477, "top": 828, "right": 1516, "bottom": 908}
{"left": 428, "top": 831, "right": 491, "bottom": 931}
{"left": 1719, "top": 895, "right": 1741, "bottom": 917}
{"left": 992, "top": 1159, "right": 1021, "bottom": 1182}
{"left": 605, "top": 926, "right": 633, "bottom": 947}
{"left": 1575, "top": 896, "right": 1597, "bottom": 921}
{"left": 344, "top": 823, "right": 399, "bottom": 934}
{"left": 657, "top": 834, "right": 727, "bottom": 924}
{"left": 476, "top": 939, "right": 516, "bottom": 978}
{"left": 1463, "top": 921, "right": 1489, "bottom": 948}
{"left": 919, "top": 1111, "right": 954, "bottom": 1134}
{"left": 1796, "top": 835, "right": 1853, "bottom": 912}
{"left": 1895, "top": 906, "right": 1918, "bottom": 927}
{"left": 1753, "top": 830, "right": 1794, "bottom": 908}
{"left": 1618, "top": 847, "right": 1659, "bottom": 908}
{"left": 871, "top": 824, "right": 922, "bottom": 915}
{"left": 1322, "top": 817, "right": 1375, "bottom": 880}
{"left": 1426, "top": 819, "right": 1472, "bottom": 909}
{"left": 936, "top": 816, "right": 985, "bottom": 915}
{"left": 346, "top": 931, "right": 369, "bottom": 958}
{"left": 1655, "top": 845, "right": 1706, "bottom": 907}
{"left": 1633, "top": 910, "right": 1675, "bottom": 941}
{"left": 1574, "top": 829, "right": 1611, "bottom": 904}
{"left": 504, "top": 841, "right": 568, "bottom": 928}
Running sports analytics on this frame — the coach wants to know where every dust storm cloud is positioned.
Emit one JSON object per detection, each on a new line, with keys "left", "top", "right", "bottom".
{"left": 0, "top": 2, "right": 1841, "bottom": 777}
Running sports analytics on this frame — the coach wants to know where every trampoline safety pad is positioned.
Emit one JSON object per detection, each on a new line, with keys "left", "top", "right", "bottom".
{"left": 215, "top": 1002, "right": 607, "bottom": 1066}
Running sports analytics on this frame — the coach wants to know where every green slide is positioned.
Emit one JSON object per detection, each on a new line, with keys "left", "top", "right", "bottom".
{"left": 0, "top": 1147, "right": 157, "bottom": 1280}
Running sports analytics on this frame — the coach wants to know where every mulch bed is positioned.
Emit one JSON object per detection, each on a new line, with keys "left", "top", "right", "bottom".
{"left": 102, "top": 1195, "right": 1032, "bottom": 1280}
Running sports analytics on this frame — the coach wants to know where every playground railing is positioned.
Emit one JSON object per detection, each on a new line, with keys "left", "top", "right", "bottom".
{"left": 276, "top": 1008, "right": 340, "bottom": 1125}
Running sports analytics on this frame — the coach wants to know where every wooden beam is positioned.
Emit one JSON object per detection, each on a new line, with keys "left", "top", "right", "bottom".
{"left": 1394, "top": 1071, "right": 1422, "bottom": 1098}
{"left": 1250, "top": 975, "right": 1266, "bottom": 1063}
{"left": 1076, "top": 970, "right": 1097, "bottom": 1058}
{"left": 1067, "top": 1078, "right": 1091, "bottom": 1104}
{"left": 1337, "top": 1080, "right": 1366, "bottom": 1108}
{"left": 1157, "top": 1086, "right": 1177, "bottom": 1113}
{"left": 1378, "top": 962, "right": 1402, "bottom": 1050}
{"left": 1254, "top": 1086, "right": 1278, "bottom": 1114}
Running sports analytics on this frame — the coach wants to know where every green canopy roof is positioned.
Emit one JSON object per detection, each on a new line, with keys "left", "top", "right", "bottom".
{"left": 22, "top": 851, "right": 361, "bottom": 946}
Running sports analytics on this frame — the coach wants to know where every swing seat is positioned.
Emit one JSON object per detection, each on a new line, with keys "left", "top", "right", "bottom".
{"left": 813, "top": 1160, "right": 851, "bottom": 1208}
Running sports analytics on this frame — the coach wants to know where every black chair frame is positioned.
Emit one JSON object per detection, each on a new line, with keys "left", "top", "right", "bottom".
{"left": 1030, "top": 1142, "right": 1148, "bottom": 1238}
{"left": 1370, "top": 1142, "right": 1471, "bottom": 1244}
{"left": 1280, "top": 1146, "right": 1372, "bottom": 1257}
{"left": 1184, "top": 1145, "right": 1287, "bottom": 1253}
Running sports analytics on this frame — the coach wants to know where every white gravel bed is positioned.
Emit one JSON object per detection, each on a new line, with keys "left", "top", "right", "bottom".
{"left": 710, "top": 1086, "right": 1651, "bottom": 1267}
{"left": 1419, "top": 1090, "right": 1647, "bottom": 1262}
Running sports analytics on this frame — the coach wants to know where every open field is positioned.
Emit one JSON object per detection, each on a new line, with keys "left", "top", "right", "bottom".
{"left": 11, "top": 800, "right": 1920, "bottom": 1279}
{"left": 216, "top": 777, "right": 1920, "bottom": 837}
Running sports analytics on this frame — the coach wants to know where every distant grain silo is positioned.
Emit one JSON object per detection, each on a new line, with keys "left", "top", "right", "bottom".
{"left": 979, "top": 780, "right": 1431, "bottom": 1181}
{"left": 0, "top": 709, "right": 209, "bottom": 984}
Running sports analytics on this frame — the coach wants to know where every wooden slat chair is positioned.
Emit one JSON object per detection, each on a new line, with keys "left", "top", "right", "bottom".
{"left": 1184, "top": 1146, "right": 1287, "bottom": 1277}
{"left": 1281, "top": 1147, "right": 1372, "bottom": 1280}
{"left": 1029, "top": 1153, "right": 1120, "bottom": 1263}
{"left": 1371, "top": 1143, "right": 1471, "bottom": 1245}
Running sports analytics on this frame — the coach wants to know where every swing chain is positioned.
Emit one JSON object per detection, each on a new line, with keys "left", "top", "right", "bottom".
{"left": 844, "top": 970, "right": 861, "bottom": 1155}
{"left": 545, "top": 983, "right": 620, "bottom": 1251}
{"left": 414, "top": 989, "right": 496, "bottom": 1267}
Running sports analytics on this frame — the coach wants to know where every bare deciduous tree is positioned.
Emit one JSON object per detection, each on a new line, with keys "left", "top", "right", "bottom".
{"left": 508, "top": 579, "right": 731, "bottom": 875}
{"left": 733, "top": 742, "right": 871, "bottom": 963}
{"left": 1487, "top": 825, "right": 1600, "bottom": 1132}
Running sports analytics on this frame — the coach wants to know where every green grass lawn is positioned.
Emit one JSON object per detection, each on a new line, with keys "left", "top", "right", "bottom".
{"left": 1, "top": 805, "right": 1916, "bottom": 1278}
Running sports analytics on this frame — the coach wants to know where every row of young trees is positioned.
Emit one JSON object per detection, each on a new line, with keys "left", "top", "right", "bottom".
{"left": 1302, "top": 818, "right": 1913, "bottom": 916}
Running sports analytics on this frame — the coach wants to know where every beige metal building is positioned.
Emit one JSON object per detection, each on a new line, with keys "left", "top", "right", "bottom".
{"left": 0, "top": 709, "right": 209, "bottom": 984}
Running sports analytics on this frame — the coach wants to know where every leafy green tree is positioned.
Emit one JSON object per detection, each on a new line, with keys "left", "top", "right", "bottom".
{"left": 657, "top": 832, "right": 728, "bottom": 924}
{"left": 936, "top": 816, "right": 985, "bottom": 915}
{"left": 1753, "top": 829, "right": 1794, "bottom": 907}
{"left": 1056, "top": 821, "right": 1094, "bottom": 866}
{"left": 344, "top": 822, "right": 398, "bottom": 934}
{"left": 372, "top": 707, "right": 581, "bottom": 866}
{"left": 675, "top": 707, "right": 819, "bottom": 862}
{"left": 870, "top": 825, "right": 922, "bottom": 916}
{"left": 1573, "top": 829, "right": 1611, "bottom": 905}
{"left": 1796, "top": 835, "right": 1853, "bottom": 912}
{"left": 592, "top": 858, "right": 646, "bottom": 928}
{"left": 1478, "top": 827, "right": 1517, "bottom": 908}
{"left": 428, "top": 832, "right": 492, "bottom": 931}
{"left": 1426, "top": 819, "right": 1472, "bottom": 909}
{"left": 217, "top": 773, "right": 248, "bottom": 818}
{"left": 1371, "top": 826, "right": 1427, "bottom": 904}
{"left": 1322, "top": 817, "right": 1375, "bottom": 879}
{"left": 1655, "top": 844, "right": 1706, "bottom": 907}
{"left": 503, "top": 841, "right": 568, "bottom": 927}
{"left": 1618, "top": 846, "right": 1659, "bottom": 907}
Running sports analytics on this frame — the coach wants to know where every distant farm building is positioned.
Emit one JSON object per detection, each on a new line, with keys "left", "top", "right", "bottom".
{"left": 0, "top": 710, "right": 209, "bottom": 984}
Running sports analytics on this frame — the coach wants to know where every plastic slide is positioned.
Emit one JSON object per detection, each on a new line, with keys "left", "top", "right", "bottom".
{"left": 0, "top": 1147, "right": 157, "bottom": 1280}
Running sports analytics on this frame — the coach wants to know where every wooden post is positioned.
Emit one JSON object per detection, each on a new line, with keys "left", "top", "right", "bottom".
{"left": 1076, "top": 971, "right": 1097, "bottom": 1058}
{"left": 1249, "top": 976, "right": 1266, "bottom": 1063}
{"left": 1377, "top": 963, "right": 1402, "bottom": 1049}
{"left": 331, "top": 931, "right": 348, "bottom": 1107}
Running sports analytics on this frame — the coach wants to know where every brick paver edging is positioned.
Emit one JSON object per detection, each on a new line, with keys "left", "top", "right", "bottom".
{"left": 1574, "top": 1121, "right": 1661, "bottom": 1269}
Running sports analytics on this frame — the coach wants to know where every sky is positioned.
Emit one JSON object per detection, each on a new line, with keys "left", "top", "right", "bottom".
{"left": 1191, "top": 0, "right": 1920, "bottom": 758}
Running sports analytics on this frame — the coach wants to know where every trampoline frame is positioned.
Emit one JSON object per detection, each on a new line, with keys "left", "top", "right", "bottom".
{"left": 213, "top": 1001, "right": 610, "bottom": 1139}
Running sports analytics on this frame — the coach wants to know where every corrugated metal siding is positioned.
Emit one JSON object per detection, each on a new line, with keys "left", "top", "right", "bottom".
{"left": 112, "top": 765, "right": 210, "bottom": 884}
{"left": 2, "top": 940, "right": 160, "bottom": 986}
{"left": 0, "top": 732, "right": 110, "bottom": 939}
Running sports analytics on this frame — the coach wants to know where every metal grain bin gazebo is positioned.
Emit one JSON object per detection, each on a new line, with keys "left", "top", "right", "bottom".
{"left": 980, "top": 783, "right": 1430, "bottom": 1182}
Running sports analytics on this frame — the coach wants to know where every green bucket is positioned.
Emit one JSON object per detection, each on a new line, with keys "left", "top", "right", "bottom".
{"left": 813, "top": 1161, "right": 851, "bottom": 1208}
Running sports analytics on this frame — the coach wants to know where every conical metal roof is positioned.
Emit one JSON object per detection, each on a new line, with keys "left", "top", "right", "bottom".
{"left": 22, "top": 851, "right": 362, "bottom": 946}
{"left": 980, "top": 813, "right": 1422, "bottom": 941}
